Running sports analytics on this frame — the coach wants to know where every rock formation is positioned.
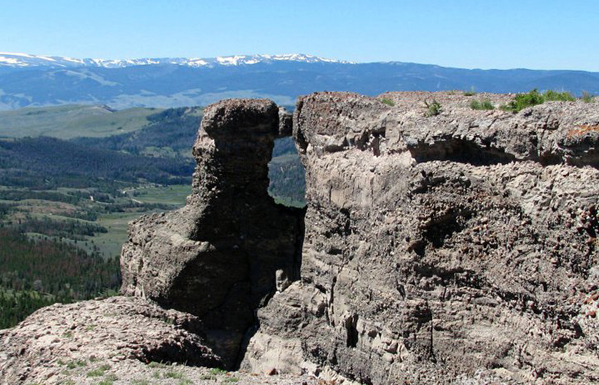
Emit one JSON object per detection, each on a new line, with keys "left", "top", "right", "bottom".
{"left": 242, "top": 92, "right": 599, "bottom": 384}
{"left": 2, "top": 92, "right": 599, "bottom": 385}
{"left": 120, "top": 99, "right": 304, "bottom": 369}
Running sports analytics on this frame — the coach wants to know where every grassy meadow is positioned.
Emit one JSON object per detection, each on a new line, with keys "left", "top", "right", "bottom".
{"left": 0, "top": 104, "right": 161, "bottom": 139}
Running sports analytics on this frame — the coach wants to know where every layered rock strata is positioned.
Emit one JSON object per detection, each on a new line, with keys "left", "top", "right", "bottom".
{"left": 120, "top": 99, "right": 304, "bottom": 368}
{"left": 242, "top": 92, "right": 599, "bottom": 384}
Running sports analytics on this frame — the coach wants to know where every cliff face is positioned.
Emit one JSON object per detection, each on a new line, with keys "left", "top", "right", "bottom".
{"left": 242, "top": 92, "right": 599, "bottom": 384}
{"left": 2, "top": 92, "right": 599, "bottom": 385}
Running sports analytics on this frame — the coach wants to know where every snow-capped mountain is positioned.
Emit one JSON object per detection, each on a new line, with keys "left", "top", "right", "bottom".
{"left": 0, "top": 51, "right": 597, "bottom": 112}
{"left": 0, "top": 52, "right": 346, "bottom": 68}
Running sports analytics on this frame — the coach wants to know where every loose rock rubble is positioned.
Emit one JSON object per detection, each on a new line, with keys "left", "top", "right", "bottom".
{"left": 0, "top": 296, "right": 220, "bottom": 383}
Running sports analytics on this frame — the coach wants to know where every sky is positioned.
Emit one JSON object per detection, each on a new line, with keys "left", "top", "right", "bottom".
{"left": 1, "top": 0, "right": 598, "bottom": 71}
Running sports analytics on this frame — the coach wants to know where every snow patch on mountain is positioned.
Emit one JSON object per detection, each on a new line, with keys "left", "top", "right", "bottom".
{"left": 0, "top": 52, "right": 349, "bottom": 69}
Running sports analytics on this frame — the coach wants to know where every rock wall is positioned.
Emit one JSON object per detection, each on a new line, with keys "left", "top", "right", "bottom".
{"left": 242, "top": 92, "right": 599, "bottom": 384}
{"left": 120, "top": 99, "right": 304, "bottom": 368}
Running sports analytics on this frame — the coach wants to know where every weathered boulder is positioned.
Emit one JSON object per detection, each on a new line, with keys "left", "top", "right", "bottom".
{"left": 0, "top": 296, "right": 220, "bottom": 384}
{"left": 120, "top": 99, "right": 304, "bottom": 368}
{"left": 242, "top": 92, "right": 599, "bottom": 384}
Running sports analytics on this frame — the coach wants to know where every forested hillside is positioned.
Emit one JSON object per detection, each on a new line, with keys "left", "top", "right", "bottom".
{"left": 268, "top": 137, "right": 305, "bottom": 207}
{"left": 0, "top": 228, "right": 120, "bottom": 329}
{"left": 72, "top": 106, "right": 203, "bottom": 157}
{"left": 0, "top": 137, "right": 194, "bottom": 188}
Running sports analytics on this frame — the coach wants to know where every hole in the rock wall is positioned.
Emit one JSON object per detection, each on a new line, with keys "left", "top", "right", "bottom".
{"left": 345, "top": 314, "right": 359, "bottom": 348}
{"left": 267, "top": 136, "right": 306, "bottom": 208}
{"left": 409, "top": 139, "right": 517, "bottom": 166}
{"left": 234, "top": 133, "right": 307, "bottom": 369}
{"left": 422, "top": 209, "right": 472, "bottom": 248}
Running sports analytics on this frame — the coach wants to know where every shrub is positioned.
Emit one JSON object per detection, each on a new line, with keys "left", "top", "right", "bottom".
{"left": 164, "top": 370, "right": 184, "bottom": 379}
{"left": 501, "top": 89, "right": 545, "bottom": 112}
{"left": 544, "top": 90, "right": 575, "bottom": 102}
{"left": 86, "top": 368, "right": 105, "bottom": 377}
{"left": 425, "top": 99, "right": 442, "bottom": 117}
{"left": 470, "top": 99, "right": 495, "bottom": 110}
{"left": 501, "top": 89, "right": 577, "bottom": 113}
{"left": 87, "top": 364, "right": 110, "bottom": 377}
{"left": 581, "top": 91, "right": 595, "bottom": 103}
{"left": 148, "top": 362, "right": 167, "bottom": 368}
{"left": 463, "top": 87, "right": 477, "bottom": 96}
{"left": 381, "top": 98, "right": 395, "bottom": 106}
{"left": 66, "top": 360, "right": 86, "bottom": 369}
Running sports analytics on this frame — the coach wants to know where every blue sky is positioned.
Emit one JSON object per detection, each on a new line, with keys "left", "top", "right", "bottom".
{"left": 1, "top": 0, "right": 598, "bottom": 71}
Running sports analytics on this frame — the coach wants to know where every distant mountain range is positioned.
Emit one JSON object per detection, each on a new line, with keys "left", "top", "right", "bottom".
{"left": 0, "top": 52, "right": 344, "bottom": 69}
{"left": 0, "top": 52, "right": 598, "bottom": 110}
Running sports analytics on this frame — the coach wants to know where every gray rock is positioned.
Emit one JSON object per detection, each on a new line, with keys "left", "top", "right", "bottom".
{"left": 120, "top": 98, "right": 304, "bottom": 368}
{"left": 243, "top": 92, "right": 599, "bottom": 384}
{"left": 0, "top": 298, "right": 320, "bottom": 385}
{"left": 0, "top": 296, "right": 220, "bottom": 384}
{"left": 278, "top": 106, "right": 293, "bottom": 137}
